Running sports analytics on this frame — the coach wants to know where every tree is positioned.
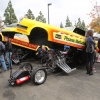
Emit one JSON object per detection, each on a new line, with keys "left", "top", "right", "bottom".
{"left": 74, "top": 18, "right": 87, "bottom": 31}
{"left": 60, "top": 22, "right": 64, "bottom": 28}
{"left": 74, "top": 21, "right": 77, "bottom": 27}
{"left": 88, "top": 1, "right": 100, "bottom": 33}
{"left": 36, "top": 11, "right": 46, "bottom": 23}
{"left": 81, "top": 20, "right": 87, "bottom": 31}
{"left": 0, "top": 17, "right": 3, "bottom": 28}
{"left": 0, "top": 17, "right": 3, "bottom": 32}
{"left": 65, "top": 16, "right": 72, "bottom": 27}
{"left": 4, "top": 0, "right": 18, "bottom": 25}
{"left": 26, "top": 9, "right": 35, "bottom": 20}
{"left": 76, "top": 18, "right": 81, "bottom": 28}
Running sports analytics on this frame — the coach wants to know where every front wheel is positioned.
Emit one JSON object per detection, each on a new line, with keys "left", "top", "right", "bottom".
{"left": 31, "top": 68, "right": 47, "bottom": 85}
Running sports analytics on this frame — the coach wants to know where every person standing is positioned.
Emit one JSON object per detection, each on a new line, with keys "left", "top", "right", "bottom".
{"left": 0, "top": 40, "right": 7, "bottom": 71}
{"left": 5, "top": 37, "right": 12, "bottom": 69}
{"left": 85, "top": 30, "right": 95, "bottom": 75}
{"left": 96, "top": 38, "right": 100, "bottom": 62}
{"left": 98, "top": 38, "right": 100, "bottom": 52}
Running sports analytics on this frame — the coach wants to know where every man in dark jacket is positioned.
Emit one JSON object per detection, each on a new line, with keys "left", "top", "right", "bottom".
{"left": 0, "top": 41, "right": 7, "bottom": 71}
{"left": 36, "top": 45, "right": 47, "bottom": 60}
{"left": 5, "top": 37, "right": 12, "bottom": 69}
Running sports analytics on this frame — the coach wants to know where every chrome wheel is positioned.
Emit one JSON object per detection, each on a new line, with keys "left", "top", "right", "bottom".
{"left": 35, "top": 70, "right": 45, "bottom": 83}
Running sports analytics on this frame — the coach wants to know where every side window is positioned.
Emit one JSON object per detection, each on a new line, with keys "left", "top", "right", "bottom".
{"left": 14, "top": 33, "right": 29, "bottom": 42}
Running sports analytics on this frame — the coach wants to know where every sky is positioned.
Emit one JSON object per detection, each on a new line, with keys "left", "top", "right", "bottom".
{"left": 0, "top": 0, "right": 100, "bottom": 27}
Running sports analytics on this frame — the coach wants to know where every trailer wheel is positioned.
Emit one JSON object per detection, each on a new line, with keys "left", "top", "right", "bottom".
{"left": 19, "top": 62, "right": 33, "bottom": 72}
{"left": 31, "top": 68, "right": 47, "bottom": 85}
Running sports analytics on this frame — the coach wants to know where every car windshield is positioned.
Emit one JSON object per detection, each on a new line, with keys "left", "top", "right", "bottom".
{"left": 7, "top": 23, "right": 18, "bottom": 27}
{"left": 64, "top": 27, "right": 75, "bottom": 31}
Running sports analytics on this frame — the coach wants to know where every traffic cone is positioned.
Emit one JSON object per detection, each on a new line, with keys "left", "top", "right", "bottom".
{"left": 97, "top": 55, "right": 100, "bottom": 62}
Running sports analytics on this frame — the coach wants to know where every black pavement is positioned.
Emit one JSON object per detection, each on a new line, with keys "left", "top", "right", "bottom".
{"left": 0, "top": 61, "right": 100, "bottom": 100}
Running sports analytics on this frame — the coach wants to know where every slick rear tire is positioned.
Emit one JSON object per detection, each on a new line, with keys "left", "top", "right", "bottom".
{"left": 31, "top": 68, "right": 47, "bottom": 85}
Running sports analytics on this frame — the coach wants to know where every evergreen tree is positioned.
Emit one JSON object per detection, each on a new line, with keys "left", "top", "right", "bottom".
{"left": 76, "top": 18, "right": 81, "bottom": 28}
{"left": 36, "top": 11, "right": 46, "bottom": 23}
{"left": 74, "top": 21, "right": 77, "bottom": 27}
{"left": 74, "top": 18, "right": 87, "bottom": 31}
{"left": 0, "top": 17, "right": 3, "bottom": 28}
{"left": 4, "top": 0, "right": 18, "bottom": 25}
{"left": 60, "top": 22, "right": 64, "bottom": 28}
{"left": 65, "top": 16, "right": 72, "bottom": 27}
{"left": 0, "top": 17, "right": 3, "bottom": 32}
{"left": 26, "top": 9, "right": 35, "bottom": 19}
{"left": 81, "top": 20, "right": 87, "bottom": 31}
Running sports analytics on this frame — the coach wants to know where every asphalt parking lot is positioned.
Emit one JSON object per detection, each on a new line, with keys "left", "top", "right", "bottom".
{"left": 0, "top": 60, "right": 100, "bottom": 100}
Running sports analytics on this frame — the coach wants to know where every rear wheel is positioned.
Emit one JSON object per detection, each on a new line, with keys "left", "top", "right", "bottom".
{"left": 12, "top": 48, "right": 24, "bottom": 64}
{"left": 31, "top": 68, "right": 47, "bottom": 85}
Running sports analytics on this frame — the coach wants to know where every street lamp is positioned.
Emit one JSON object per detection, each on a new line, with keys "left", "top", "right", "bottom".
{"left": 48, "top": 3, "right": 52, "bottom": 24}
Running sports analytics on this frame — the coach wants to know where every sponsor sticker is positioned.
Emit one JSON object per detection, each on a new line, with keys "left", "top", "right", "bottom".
{"left": 53, "top": 32, "right": 85, "bottom": 46}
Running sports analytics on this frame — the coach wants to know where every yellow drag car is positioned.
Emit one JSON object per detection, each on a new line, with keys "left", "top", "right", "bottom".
{"left": 0, "top": 18, "right": 96, "bottom": 64}
{"left": 1, "top": 18, "right": 86, "bottom": 50}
